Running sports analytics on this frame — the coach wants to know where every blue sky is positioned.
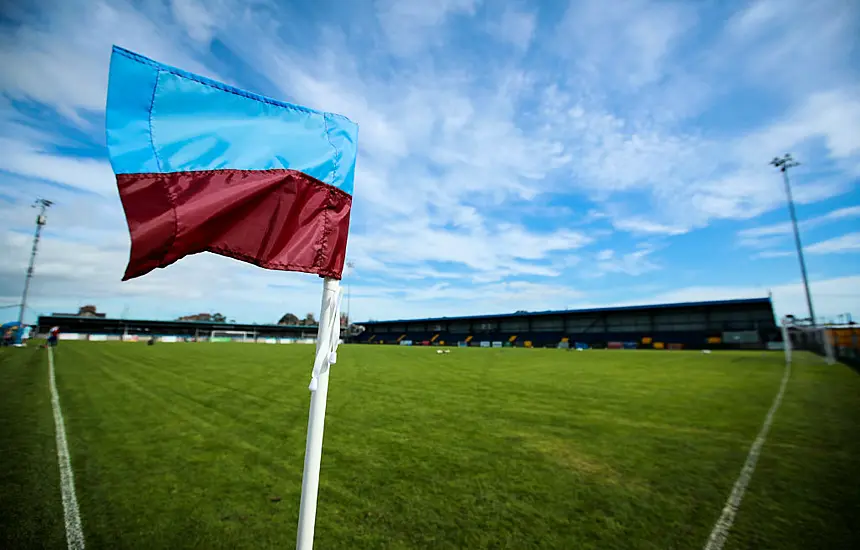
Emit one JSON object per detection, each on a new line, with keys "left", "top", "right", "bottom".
{"left": 1, "top": 0, "right": 859, "bottom": 325}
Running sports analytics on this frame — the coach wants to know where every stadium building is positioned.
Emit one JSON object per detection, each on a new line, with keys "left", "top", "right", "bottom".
{"left": 36, "top": 315, "right": 317, "bottom": 343}
{"left": 354, "top": 298, "right": 779, "bottom": 350}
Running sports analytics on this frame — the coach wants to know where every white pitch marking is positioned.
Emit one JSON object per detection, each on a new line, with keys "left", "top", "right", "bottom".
{"left": 48, "top": 346, "right": 86, "bottom": 550}
{"left": 703, "top": 355, "right": 792, "bottom": 550}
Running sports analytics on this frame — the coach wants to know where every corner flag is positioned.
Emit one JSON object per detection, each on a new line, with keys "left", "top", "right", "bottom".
{"left": 105, "top": 46, "right": 358, "bottom": 550}
{"left": 106, "top": 46, "right": 357, "bottom": 281}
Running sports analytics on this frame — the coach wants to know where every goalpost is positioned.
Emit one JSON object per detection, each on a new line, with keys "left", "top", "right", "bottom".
{"left": 209, "top": 330, "right": 256, "bottom": 343}
{"left": 781, "top": 316, "right": 835, "bottom": 365}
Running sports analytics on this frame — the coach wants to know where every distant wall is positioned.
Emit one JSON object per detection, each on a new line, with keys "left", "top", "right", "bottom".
{"left": 50, "top": 333, "right": 322, "bottom": 344}
{"left": 355, "top": 299, "right": 779, "bottom": 350}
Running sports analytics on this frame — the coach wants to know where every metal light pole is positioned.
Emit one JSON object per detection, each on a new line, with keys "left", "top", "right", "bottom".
{"left": 770, "top": 154, "right": 815, "bottom": 326}
{"left": 18, "top": 198, "right": 53, "bottom": 325}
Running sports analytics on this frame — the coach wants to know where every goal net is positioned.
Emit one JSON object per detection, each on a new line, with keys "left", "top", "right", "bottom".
{"left": 210, "top": 330, "right": 255, "bottom": 343}
{"left": 781, "top": 316, "right": 835, "bottom": 365}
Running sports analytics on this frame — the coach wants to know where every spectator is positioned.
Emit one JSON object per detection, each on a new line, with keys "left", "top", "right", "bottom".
{"left": 47, "top": 326, "right": 60, "bottom": 347}
{"left": 2, "top": 326, "right": 14, "bottom": 347}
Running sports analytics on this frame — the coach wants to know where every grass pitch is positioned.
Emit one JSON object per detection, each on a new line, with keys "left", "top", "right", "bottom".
{"left": 1, "top": 343, "right": 859, "bottom": 549}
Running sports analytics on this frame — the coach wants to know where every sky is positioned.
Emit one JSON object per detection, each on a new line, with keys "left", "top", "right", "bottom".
{"left": 1, "top": 0, "right": 859, "bottom": 325}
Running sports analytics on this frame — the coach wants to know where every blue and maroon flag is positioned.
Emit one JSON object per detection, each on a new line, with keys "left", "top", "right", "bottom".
{"left": 105, "top": 46, "right": 358, "bottom": 281}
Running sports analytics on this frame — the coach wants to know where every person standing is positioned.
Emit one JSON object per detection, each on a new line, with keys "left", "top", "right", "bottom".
{"left": 1, "top": 324, "right": 15, "bottom": 347}
{"left": 47, "top": 326, "right": 60, "bottom": 347}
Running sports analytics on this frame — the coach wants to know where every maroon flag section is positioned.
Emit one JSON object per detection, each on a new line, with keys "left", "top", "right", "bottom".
{"left": 117, "top": 169, "right": 352, "bottom": 280}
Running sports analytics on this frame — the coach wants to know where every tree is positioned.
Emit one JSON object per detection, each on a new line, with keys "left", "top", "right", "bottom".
{"left": 279, "top": 313, "right": 300, "bottom": 325}
{"left": 212, "top": 313, "right": 226, "bottom": 323}
{"left": 304, "top": 312, "right": 317, "bottom": 326}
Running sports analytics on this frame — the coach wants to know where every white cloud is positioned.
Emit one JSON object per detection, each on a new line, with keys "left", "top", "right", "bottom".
{"left": 348, "top": 219, "right": 592, "bottom": 282}
{"left": 557, "top": 0, "right": 696, "bottom": 87}
{"left": 539, "top": 0, "right": 859, "bottom": 234}
{"left": 396, "top": 280, "right": 582, "bottom": 304}
{"left": 735, "top": 88, "right": 860, "bottom": 164}
{"left": 739, "top": 205, "right": 860, "bottom": 249}
{"left": 739, "top": 221, "right": 795, "bottom": 240}
{"left": 169, "top": 0, "right": 221, "bottom": 45}
{"left": 753, "top": 232, "right": 860, "bottom": 258}
{"left": 805, "top": 232, "right": 860, "bottom": 255}
{"left": 375, "top": 0, "right": 480, "bottom": 55}
{"left": 588, "top": 246, "right": 659, "bottom": 277}
{"left": 742, "top": 236, "right": 788, "bottom": 251}
{"left": 487, "top": 6, "right": 536, "bottom": 51}
{"left": 818, "top": 205, "right": 860, "bottom": 223}
{"left": 548, "top": 86, "right": 857, "bottom": 233}
{"left": 726, "top": 0, "right": 781, "bottom": 37}
{"left": 0, "top": 137, "right": 115, "bottom": 195}
{"left": 349, "top": 279, "right": 587, "bottom": 320}
{"left": 724, "top": 0, "right": 860, "bottom": 95}
{"left": 754, "top": 250, "right": 794, "bottom": 259}
{"left": 0, "top": 0, "right": 223, "bottom": 124}
{"left": 611, "top": 218, "right": 688, "bottom": 236}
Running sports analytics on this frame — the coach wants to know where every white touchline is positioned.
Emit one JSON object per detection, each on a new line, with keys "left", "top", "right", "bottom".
{"left": 703, "top": 356, "right": 793, "bottom": 550}
{"left": 48, "top": 347, "right": 86, "bottom": 550}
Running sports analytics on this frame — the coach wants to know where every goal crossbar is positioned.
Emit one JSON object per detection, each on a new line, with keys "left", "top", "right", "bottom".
{"left": 209, "top": 330, "right": 255, "bottom": 342}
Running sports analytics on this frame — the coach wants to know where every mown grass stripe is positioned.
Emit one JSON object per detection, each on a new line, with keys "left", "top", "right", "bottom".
{"left": 703, "top": 354, "right": 792, "bottom": 550}
{"left": 48, "top": 347, "right": 86, "bottom": 550}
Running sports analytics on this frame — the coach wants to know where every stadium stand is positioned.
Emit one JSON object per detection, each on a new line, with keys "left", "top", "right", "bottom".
{"left": 37, "top": 315, "right": 316, "bottom": 341}
{"left": 354, "top": 298, "right": 780, "bottom": 350}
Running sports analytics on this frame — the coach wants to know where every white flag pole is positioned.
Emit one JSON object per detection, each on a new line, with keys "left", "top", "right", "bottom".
{"left": 296, "top": 277, "right": 341, "bottom": 550}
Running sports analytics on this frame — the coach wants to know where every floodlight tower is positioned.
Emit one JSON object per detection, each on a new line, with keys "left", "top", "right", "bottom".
{"left": 18, "top": 198, "right": 53, "bottom": 324}
{"left": 770, "top": 153, "right": 815, "bottom": 326}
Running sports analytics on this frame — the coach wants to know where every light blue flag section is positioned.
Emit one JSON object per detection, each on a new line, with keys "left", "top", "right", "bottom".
{"left": 106, "top": 46, "right": 358, "bottom": 196}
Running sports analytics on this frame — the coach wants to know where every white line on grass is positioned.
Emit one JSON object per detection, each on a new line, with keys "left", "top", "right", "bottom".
{"left": 703, "top": 356, "right": 792, "bottom": 550}
{"left": 48, "top": 346, "right": 86, "bottom": 550}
